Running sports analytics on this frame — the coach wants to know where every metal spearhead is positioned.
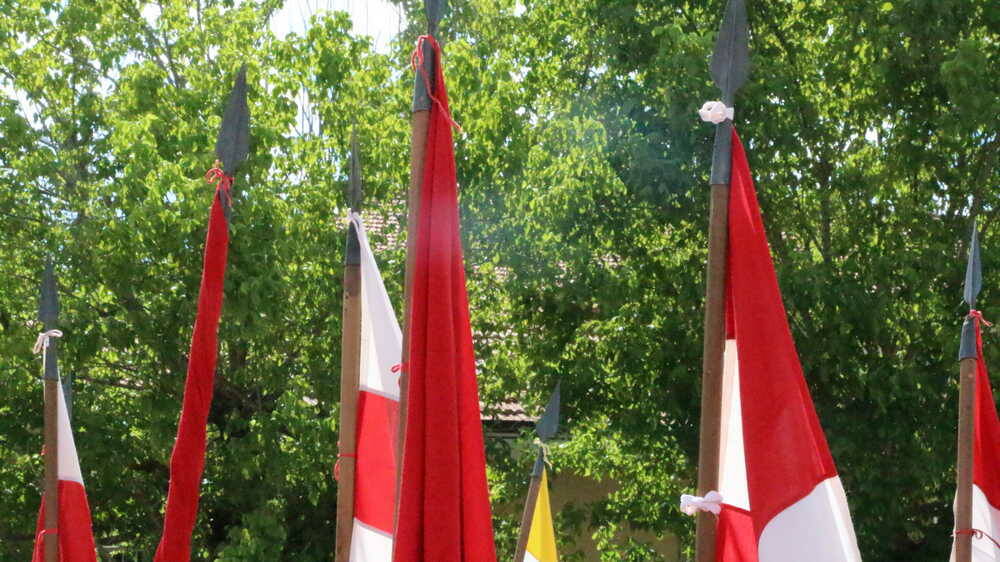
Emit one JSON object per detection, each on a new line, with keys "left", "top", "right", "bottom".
{"left": 708, "top": 0, "right": 750, "bottom": 186}
{"left": 412, "top": 0, "right": 446, "bottom": 111}
{"left": 535, "top": 382, "right": 561, "bottom": 442}
{"left": 215, "top": 65, "right": 250, "bottom": 178}
{"left": 345, "top": 129, "right": 362, "bottom": 267}
{"left": 426, "top": 0, "right": 443, "bottom": 36}
{"left": 38, "top": 263, "right": 59, "bottom": 382}
{"left": 960, "top": 220, "right": 983, "bottom": 360}
{"left": 348, "top": 128, "right": 363, "bottom": 212}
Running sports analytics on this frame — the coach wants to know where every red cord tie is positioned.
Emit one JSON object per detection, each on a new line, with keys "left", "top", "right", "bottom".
{"left": 33, "top": 528, "right": 58, "bottom": 558}
{"left": 969, "top": 310, "right": 993, "bottom": 327}
{"left": 333, "top": 453, "right": 358, "bottom": 481}
{"left": 410, "top": 35, "right": 462, "bottom": 132}
{"left": 391, "top": 362, "right": 406, "bottom": 373}
{"left": 205, "top": 162, "right": 234, "bottom": 194}
{"left": 956, "top": 528, "right": 1000, "bottom": 550}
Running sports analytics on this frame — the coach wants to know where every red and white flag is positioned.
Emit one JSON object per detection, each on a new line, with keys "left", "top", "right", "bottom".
{"left": 713, "top": 129, "right": 861, "bottom": 561}
{"left": 32, "top": 382, "right": 97, "bottom": 562}
{"left": 952, "top": 310, "right": 1000, "bottom": 561}
{"left": 348, "top": 212, "right": 401, "bottom": 561}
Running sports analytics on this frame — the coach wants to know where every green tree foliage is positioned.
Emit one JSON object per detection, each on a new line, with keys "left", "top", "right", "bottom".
{"left": 0, "top": 0, "right": 997, "bottom": 560}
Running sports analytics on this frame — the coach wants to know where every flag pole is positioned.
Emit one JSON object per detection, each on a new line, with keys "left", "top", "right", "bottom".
{"left": 514, "top": 384, "right": 560, "bottom": 562}
{"left": 39, "top": 263, "right": 60, "bottom": 562}
{"left": 695, "top": 1, "right": 748, "bottom": 560}
{"left": 395, "top": 0, "right": 443, "bottom": 517}
{"left": 955, "top": 221, "right": 982, "bottom": 562}
{"left": 335, "top": 130, "right": 364, "bottom": 562}
{"left": 514, "top": 452, "right": 545, "bottom": 562}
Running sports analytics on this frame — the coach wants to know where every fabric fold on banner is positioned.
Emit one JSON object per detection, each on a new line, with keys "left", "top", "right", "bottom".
{"left": 348, "top": 212, "right": 401, "bottom": 561}
{"left": 715, "top": 129, "right": 862, "bottom": 561}
{"left": 155, "top": 184, "right": 230, "bottom": 561}
{"left": 32, "top": 382, "right": 97, "bottom": 562}
{"left": 525, "top": 468, "right": 559, "bottom": 562}
{"left": 951, "top": 314, "right": 1000, "bottom": 562}
{"left": 392, "top": 35, "right": 498, "bottom": 562}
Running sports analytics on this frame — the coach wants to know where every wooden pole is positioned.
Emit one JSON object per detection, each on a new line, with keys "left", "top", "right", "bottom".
{"left": 695, "top": 182, "right": 730, "bottom": 562}
{"left": 513, "top": 452, "right": 545, "bottom": 562}
{"left": 954, "top": 355, "right": 976, "bottom": 562}
{"left": 394, "top": 109, "right": 430, "bottom": 520}
{"left": 43, "top": 373, "right": 59, "bottom": 562}
{"left": 334, "top": 221, "right": 363, "bottom": 562}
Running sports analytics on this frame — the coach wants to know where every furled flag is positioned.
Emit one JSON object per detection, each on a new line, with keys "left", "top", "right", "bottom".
{"left": 155, "top": 66, "right": 249, "bottom": 562}
{"left": 348, "top": 211, "right": 402, "bottom": 560}
{"left": 392, "top": 34, "right": 498, "bottom": 561}
{"left": 950, "top": 225, "right": 1000, "bottom": 561}
{"left": 524, "top": 467, "right": 558, "bottom": 562}
{"left": 713, "top": 129, "right": 862, "bottom": 561}
{"left": 31, "top": 331, "right": 97, "bottom": 561}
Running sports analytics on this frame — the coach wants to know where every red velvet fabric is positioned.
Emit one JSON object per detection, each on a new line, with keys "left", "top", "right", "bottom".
{"left": 392, "top": 36, "right": 498, "bottom": 562}
{"left": 972, "top": 316, "right": 1000, "bottom": 506}
{"left": 155, "top": 186, "right": 230, "bottom": 561}
{"left": 32, "top": 481, "right": 97, "bottom": 562}
{"left": 727, "top": 129, "right": 839, "bottom": 540}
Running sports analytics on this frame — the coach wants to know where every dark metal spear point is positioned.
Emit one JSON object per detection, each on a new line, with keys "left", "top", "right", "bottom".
{"left": 345, "top": 129, "right": 362, "bottom": 267}
{"left": 38, "top": 263, "right": 59, "bottom": 382}
{"left": 708, "top": 0, "right": 750, "bottom": 186}
{"left": 348, "top": 128, "right": 363, "bottom": 212}
{"left": 535, "top": 382, "right": 561, "bottom": 442}
{"left": 412, "top": 0, "right": 446, "bottom": 112}
{"left": 960, "top": 220, "right": 983, "bottom": 360}
{"left": 215, "top": 65, "right": 251, "bottom": 178}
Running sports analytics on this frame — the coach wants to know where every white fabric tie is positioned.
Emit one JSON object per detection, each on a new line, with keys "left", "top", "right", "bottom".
{"left": 33, "top": 329, "right": 63, "bottom": 354}
{"left": 698, "top": 101, "right": 734, "bottom": 124}
{"left": 680, "top": 490, "right": 724, "bottom": 516}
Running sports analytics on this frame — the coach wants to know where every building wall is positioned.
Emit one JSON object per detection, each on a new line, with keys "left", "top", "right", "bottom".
{"left": 545, "top": 471, "right": 682, "bottom": 561}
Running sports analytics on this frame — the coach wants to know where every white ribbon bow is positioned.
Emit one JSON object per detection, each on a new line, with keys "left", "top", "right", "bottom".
{"left": 698, "top": 101, "right": 734, "bottom": 124}
{"left": 32, "top": 330, "right": 63, "bottom": 354}
{"left": 680, "top": 490, "right": 723, "bottom": 516}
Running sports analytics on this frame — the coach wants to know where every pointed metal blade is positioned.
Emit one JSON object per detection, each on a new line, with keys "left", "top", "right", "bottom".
{"left": 960, "top": 220, "right": 983, "bottom": 360}
{"left": 215, "top": 65, "right": 250, "bottom": 177}
{"left": 710, "top": 0, "right": 750, "bottom": 106}
{"left": 707, "top": 0, "right": 750, "bottom": 186}
{"left": 426, "top": 0, "right": 444, "bottom": 35}
{"left": 348, "top": 128, "right": 363, "bottom": 212}
{"left": 39, "top": 262, "right": 58, "bottom": 329}
{"left": 38, "top": 263, "right": 60, "bottom": 382}
{"left": 535, "top": 382, "right": 561, "bottom": 441}
{"left": 964, "top": 221, "right": 982, "bottom": 308}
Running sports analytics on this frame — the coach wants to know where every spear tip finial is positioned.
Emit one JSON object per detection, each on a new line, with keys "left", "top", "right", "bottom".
{"left": 964, "top": 219, "right": 982, "bottom": 309}
{"left": 709, "top": 0, "right": 750, "bottom": 106}
{"left": 39, "top": 262, "right": 58, "bottom": 329}
{"left": 535, "top": 381, "right": 561, "bottom": 441}
{"left": 215, "top": 64, "right": 251, "bottom": 177}
{"left": 348, "top": 128, "right": 363, "bottom": 212}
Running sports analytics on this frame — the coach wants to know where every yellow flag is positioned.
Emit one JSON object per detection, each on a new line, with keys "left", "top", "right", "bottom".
{"left": 525, "top": 467, "right": 558, "bottom": 562}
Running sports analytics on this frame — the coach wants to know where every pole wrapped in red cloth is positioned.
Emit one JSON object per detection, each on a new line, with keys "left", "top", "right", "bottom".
{"left": 154, "top": 175, "right": 230, "bottom": 562}
{"left": 393, "top": 36, "right": 498, "bottom": 562}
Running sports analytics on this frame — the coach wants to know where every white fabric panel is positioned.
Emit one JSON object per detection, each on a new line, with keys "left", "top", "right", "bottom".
{"left": 524, "top": 553, "right": 541, "bottom": 562}
{"left": 350, "top": 519, "right": 393, "bottom": 561}
{"left": 758, "top": 476, "right": 862, "bottom": 562}
{"left": 351, "top": 212, "right": 402, "bottom": 401}
{"left": 56, "top": 382, "right": 84, "bottom": 484}
{"left": 950, "top": 484, "right": 1000, "bottom": 562}
{"left": 719, "top": 339, "right": 750, "bottom": 511}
